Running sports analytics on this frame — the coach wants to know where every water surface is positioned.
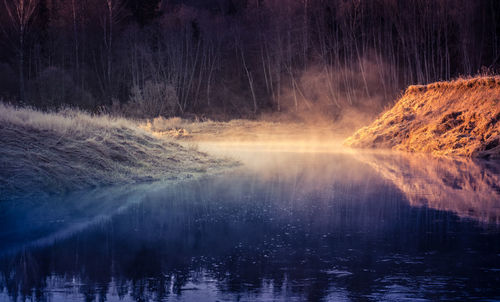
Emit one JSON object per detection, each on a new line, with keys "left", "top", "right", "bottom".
{"left": 1, "top": 144, "right": 500, "bottom": 301}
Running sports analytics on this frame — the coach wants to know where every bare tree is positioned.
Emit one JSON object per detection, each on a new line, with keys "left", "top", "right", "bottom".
{"left": 1, "top": 0, "right": 499, "bottom": 117}
{"left": 2, "top": 0, "right": 38, "bottom": 101}
{"left": 95, "top": 0, "right": 125, "bottom": 103}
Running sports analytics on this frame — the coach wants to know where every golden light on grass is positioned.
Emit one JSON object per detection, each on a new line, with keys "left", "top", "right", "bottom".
{"left": 138, "top": 116, "right": 357, "bottom": 155}
{"left": 345, "top": 76, "right": 500, "bottom": 158}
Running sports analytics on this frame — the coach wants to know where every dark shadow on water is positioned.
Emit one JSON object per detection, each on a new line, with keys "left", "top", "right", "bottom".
{"left": 1, "top": 149, "right": 500, "bottom": 301}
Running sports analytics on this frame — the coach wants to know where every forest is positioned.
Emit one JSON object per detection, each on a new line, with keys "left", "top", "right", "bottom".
{"left": 1, "top": 0, "right": 499, "bottom": 120}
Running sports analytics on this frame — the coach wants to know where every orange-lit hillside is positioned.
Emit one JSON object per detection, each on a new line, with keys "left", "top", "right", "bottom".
{"left": 345, "top": 76, "right": 500, "bottom": 158}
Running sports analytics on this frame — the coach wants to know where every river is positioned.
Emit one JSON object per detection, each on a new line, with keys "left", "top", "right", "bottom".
{"left": 1, "top": 142, "right": 499, "bottom": 301}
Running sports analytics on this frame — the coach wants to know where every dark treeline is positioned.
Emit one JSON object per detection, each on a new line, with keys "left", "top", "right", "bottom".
{"left": 1, "top": 0, "right": 499, "bottom": 119}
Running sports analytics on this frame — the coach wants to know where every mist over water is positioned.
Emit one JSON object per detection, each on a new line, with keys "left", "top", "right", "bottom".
{"left": 1, "top": 142, "right": 500, "bottom": 302}
{"left": 1, "top": 0, "right": 499, "bottom": 300}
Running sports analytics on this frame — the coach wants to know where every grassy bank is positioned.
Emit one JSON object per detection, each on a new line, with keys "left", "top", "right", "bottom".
{"left": 138, "top": 116, "right": 350, "bottom": 143}
{"left": 0, "top": 104, "right": 235, "bottom": 201}
{"left": 345, "top": 76, "right": 500, "bottom": 158}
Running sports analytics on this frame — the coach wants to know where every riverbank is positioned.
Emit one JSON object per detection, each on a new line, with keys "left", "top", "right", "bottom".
{"left": 139, "top": 116, "right": 348, "bottom": 143}
{"left": 0, "top": 104, "right": 236, "bottom": 201}
{"left": 345, "top": 76, "right": 500, "bottom": 158}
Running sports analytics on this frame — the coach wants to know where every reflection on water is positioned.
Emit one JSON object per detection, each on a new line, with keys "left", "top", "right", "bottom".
{"left": 355, "top": 152, "right": 500, "bottom": 224}
{"left": 1, "top": 146, "right": 500, "bottom": 302}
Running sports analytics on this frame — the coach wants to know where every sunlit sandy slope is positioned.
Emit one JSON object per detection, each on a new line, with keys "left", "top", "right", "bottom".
{"left": 345, "top": 77, "right": 500, "bottom": 158}
{"left": 356, "top": 151, "right": 500, "bottom": 224}
{"left": 0, "top": 104, "right": 235, "bottom": 201}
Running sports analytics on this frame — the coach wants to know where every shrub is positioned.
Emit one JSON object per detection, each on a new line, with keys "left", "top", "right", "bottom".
{"left": 128, "top": 81, "right": 178, "bottom": 118}
{"left": 0, "top": 63, "right": 17, "bottom": 100}
{"left": 28, "top": 67, "right": 95, "bottom": 109}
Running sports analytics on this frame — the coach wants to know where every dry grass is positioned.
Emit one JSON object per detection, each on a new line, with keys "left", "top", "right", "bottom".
{"left": 139, "top": 116, "right": 347, "bottom": 143}
{"left": 0, "top": 103, "right": 236, "bottom": 201}
{"left": 345, "top": 76, "right": 500, "bottom": 158}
